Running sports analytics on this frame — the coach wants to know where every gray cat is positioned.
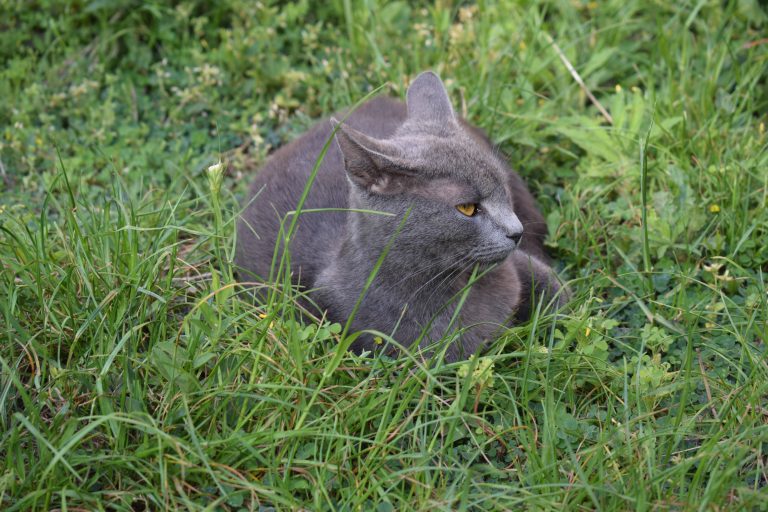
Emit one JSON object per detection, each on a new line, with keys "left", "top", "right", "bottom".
{"left": 236, "top": 71, "right": 565, "bottom": 361}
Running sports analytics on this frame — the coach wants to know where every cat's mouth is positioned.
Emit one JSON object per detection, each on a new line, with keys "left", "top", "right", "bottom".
{"left": 472, "top": 245, "right": 515, "bottom": 266}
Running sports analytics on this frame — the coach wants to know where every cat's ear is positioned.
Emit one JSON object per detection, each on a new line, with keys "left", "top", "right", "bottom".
{"left": 331, "top": 118, "right": 413, "bottom": 194}
{"left": 406, "top": 71, "right": 457, "bottom": 125}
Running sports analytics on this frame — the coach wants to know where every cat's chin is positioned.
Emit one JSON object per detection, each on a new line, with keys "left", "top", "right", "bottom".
{"left": 473, "top": 248, "right": 515, "bottom": 267}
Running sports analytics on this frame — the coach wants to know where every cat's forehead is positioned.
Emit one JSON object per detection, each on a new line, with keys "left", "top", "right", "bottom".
{"left": 412, "top": 136, "right": 509, "bottom": 197}
{"left": 412, "top": 178, "right": 476, "bottom": 203}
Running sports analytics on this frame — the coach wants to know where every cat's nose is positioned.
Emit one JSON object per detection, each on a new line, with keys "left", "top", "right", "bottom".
{"left": 507, "top": 230, "right": 523, "bottom": 246}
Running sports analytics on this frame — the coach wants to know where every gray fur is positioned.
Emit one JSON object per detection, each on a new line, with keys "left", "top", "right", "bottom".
{"left": 235, "top": 71, "right": 565, "bottom": 361}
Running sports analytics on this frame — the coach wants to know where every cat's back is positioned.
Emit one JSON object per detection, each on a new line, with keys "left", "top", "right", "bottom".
{"left": 235, "top": 96, "right": 407, "bottom": 282}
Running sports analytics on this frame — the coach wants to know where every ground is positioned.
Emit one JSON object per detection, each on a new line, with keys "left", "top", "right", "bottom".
{"left": 1, "top": 1, "right": 767, "bottom": 510}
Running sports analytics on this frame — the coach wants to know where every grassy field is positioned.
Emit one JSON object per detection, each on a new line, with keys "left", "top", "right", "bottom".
{"left": 1, "top": 0, "right": 767, "bottom": 510}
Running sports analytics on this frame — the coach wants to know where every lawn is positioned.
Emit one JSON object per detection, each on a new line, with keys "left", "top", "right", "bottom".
{"left": 1, "top": 1, "right": 767, "bottom": 510}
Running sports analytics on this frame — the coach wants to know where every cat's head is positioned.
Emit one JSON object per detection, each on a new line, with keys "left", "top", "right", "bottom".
{"left": 332, "top": 71, "right": 523, "bottom": 269}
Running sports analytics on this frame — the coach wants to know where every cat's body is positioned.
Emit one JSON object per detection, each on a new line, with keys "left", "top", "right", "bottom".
{"left": 236, "top": 72, "right": 564, "bottom": 361}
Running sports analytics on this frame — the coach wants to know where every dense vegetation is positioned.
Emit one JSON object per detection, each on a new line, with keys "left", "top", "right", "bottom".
{"left": 1, "top": 0, "right": 767, "bottom": 509}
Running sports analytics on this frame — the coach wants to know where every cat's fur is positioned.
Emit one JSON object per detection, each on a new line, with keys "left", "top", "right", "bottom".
{"left": 236, "top": 72, "right": 565, "bottom": 361}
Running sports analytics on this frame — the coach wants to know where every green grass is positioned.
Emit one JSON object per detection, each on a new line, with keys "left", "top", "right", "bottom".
{"left": 1, "top": 0, "right": 767, "bottom": 509}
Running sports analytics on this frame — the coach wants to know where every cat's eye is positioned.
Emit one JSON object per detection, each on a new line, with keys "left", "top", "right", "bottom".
{"left": 456, "top": 203, "right": 478, "bottom": 217}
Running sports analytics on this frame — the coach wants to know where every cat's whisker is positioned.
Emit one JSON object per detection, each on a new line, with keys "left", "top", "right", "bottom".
{"left": 412, "top": 253, "right": 476, "bottom": 306}
{"left": 394, "top": 251, "right": 474, "bottom": 301}
{"left": 372, "top": 251, "right": 472, "bottom": 297}
{"left": 423, "top": 267, "right": 466, "bottom": 309}
{"left": 391, "top": 246, "right": 504, "bottom": 305}
{"left": 391, "top": 257, "right": 469, "bottom": 303}
{"left": 418, "top": 259, "right": 479, "bottom": 335}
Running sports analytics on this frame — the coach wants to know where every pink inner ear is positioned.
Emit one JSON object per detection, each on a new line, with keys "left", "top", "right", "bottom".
{"left": 369, "top": 175, "right": 391, "bottom": 195}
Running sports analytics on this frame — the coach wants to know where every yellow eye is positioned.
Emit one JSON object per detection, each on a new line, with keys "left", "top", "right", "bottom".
{"left": 456, "top": 203, "right": 478, "bottom": 216}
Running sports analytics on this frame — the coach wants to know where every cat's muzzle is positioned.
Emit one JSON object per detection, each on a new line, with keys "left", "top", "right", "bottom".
{"left": 474, "top": 243, "right": 517, "bottom": 266}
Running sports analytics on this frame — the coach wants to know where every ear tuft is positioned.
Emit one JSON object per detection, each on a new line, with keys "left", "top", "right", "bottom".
{"left": 406, "top": 71, "right": 456, "bottom": 125}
